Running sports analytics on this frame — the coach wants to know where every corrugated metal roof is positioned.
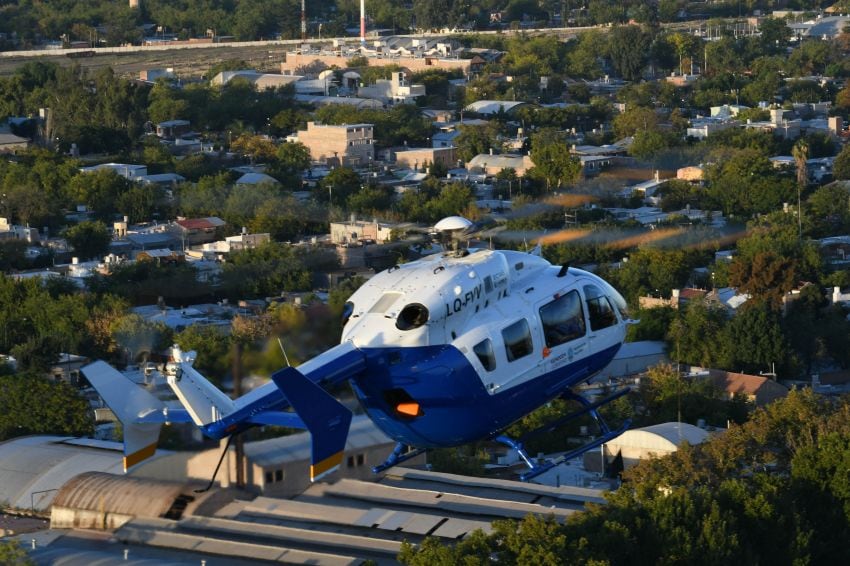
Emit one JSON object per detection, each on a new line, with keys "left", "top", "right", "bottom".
{"left": 53, "top": 472, "right": 186, "bottom": 518}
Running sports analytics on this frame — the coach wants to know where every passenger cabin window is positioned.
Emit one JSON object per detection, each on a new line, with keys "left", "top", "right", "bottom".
{"left": 584, "top": 284, "right": 617, "bottom": 331}
{"left": 502, "top": 319, "right": 533, "bottom": 362}
{"left": 540, "top": 290, "right": 586, "bottom": 347}
{"left": 473, "top": 338, "right": 496, "bottom": 371}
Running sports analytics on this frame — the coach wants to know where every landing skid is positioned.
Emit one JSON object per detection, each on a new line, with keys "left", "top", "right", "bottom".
{"left": 496, "top": 388, "right": 631, "bottom": 482}
{"left": 372, "top": 442, "right": 428, "bottom": 474}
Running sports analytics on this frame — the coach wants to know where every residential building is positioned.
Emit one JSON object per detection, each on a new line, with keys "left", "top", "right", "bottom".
{"left": 330, "top": 218, "right": 395, "bottom": 245}
{"left": 394, "top": 147, "right": 457, "bottom": 171}
{"left": 703, "top": 369, "right": 789, "bottom": 406}
{"left": 173, "top": 217, "right": 226, "bottom": 247}
{"left": 358, "top": 72, "right": 426, "bottom": 105}
{"left": 295, "top": 121, "right": 375, "bottom": 167}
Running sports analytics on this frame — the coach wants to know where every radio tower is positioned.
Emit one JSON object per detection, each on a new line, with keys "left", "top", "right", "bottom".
{"left": 301, "top": 0, "right": 306, "bottom": 41}
{"left": 360, "top": 0, "right": 366, "bottom": 44}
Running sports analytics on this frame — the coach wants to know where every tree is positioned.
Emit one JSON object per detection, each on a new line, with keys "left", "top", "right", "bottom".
{"left": 0, "top": 373, "right": 94, "bottom": 441}
{"left": 63, "top": 221, "right": 111, "bottom": 261}
{"left": 454, "top": 123, "right": 502, "bottom": 163}
{"left": 319, "top": 167, "right": 362, "bottom": 208}
{"left": 729, "top": 251, "right": 798, "bottom": 308}
{"left": 0, "top": 539, "right": 34, "bottom": 565}
{"left": 67, "top": 169, "right": 132, "bottom": 220}
{"left": 608, "top": 25, "right": 652, "bottom": 81}
{"left": 231, "top": 133, "right": 277, "bottom": 163}
{"left": 529, "top": 131, "right": 582, "bottom": 190}
{"left": 833, "top": 143, "right": 850, "bottom": 180}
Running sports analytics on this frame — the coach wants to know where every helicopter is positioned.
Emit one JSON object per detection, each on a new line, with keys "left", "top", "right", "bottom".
{"left": 82, "top": 216, "right": 634, "bottom": 483}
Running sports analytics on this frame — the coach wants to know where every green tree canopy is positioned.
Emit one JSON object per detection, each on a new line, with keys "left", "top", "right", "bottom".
{"left": 64, "top": 220, "right": 111, "bottom": 261}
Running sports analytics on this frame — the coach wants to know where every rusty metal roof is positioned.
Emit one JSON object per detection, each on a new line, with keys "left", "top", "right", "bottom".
{"left": 53, "top": 472, "right": 186, "bottom": 518}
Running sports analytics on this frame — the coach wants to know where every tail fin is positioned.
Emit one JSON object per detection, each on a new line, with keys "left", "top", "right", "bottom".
{"left": 271, "top": 366, "right": 353, "bottom": 482}
{"left": 164, "top": 346, "right": 235, "bottom": 426}
{"left": 82, "top": 361, "right": 165, "bottom": 471}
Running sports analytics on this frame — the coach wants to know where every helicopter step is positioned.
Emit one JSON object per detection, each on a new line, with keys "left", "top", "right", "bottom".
{"left": 495, "top": 387, "right": 631, "bottom": 482}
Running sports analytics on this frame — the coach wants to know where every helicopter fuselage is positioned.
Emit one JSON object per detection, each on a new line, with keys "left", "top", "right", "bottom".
{"left": 341, "top": 248, "right": 629, "bottom": 448}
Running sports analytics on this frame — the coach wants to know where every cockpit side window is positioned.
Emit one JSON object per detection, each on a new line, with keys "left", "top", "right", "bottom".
{"left": 502, "top": 319, "right": 533, "bottom": 362}
{"left": 473, "top": 338, "right": 496, "bottom": 371}
{"left": 540, "top": 290, "right": 586, "bottom": 347}
{"left": 583, "top": 284, "right": 617, "bottom": 331}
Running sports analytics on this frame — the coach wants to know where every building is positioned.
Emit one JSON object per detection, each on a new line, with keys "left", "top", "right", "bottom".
{"left": 138, "top": 67, "right": 175, "bottom": 82}
{"left": 703, "top": 369, "right": 789, "bottom": 406}
{"left": 588, "top": 422, "right": 710, "bottom": 473}
{"left": 281, "top": 51, "right": 473, "bottom": 75}
{"left": 0, "top": 217, "right": 40, "bottom": 243}
{"left": 394, "top": 147, "right": 457, "bottom": 171}
{"left": 135, "top": 248, "right": 186, "bottom": 264}
{"left": 79, "top": 162, "right": 148, "bottom": 180}
{"left": 330, "top": 218, "right": 395, "bottom": 245}
{"left": 173, "top": 217, "right": 226, "bottom": 247}
{"left": 295, "top": 121, "right": 375, "bottom": 167}
{"left": 466, "top": 153, "right": 534, "bottom": 176}
{"left": 358, "top": 71, "right": 426, "bottom": 105}
{"left": 687, "top": 117, "right": 739, "bottom": 140}
{"left": 293, "top": 94, "right": 384, "bottom": 109}
{"left": 211, "top": 70, "right": 303, "bottom": 89}
{"left": 592, "top": 341, "right": 669, "bottom": 383}
{"left": 0, "top": 131, "right": 30, "bottom": 153}
{"left": 677, "top": 165, "right": 704, "bottom": 182}
{"left": 464, "top": 100, "right": 529, "bottom": 116}
{"left": 155, "top": 119, "right": 191, "bottom": 138}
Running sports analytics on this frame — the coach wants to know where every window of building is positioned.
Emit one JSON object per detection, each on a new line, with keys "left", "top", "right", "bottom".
{"left": 584, "top": 284, "right": 617, "bottom": 331}
{"left": 357, "top": 454, "right": 365, "bottom": 466}
{"left": 347, "top": 456, "right": 355, "bottom": 468}
{"left": 502, "top": 319, "right": 533, "bottom": 362}
{"left": 265, "top": 471, "right": 273, "bottom": 484}
{"left": 473, "top": 338, "right": 496, "bottom": 371}
{"left": 275, "top": 469, "right": 283, "bottom": 482}
{"left": 539, "top": 290, "right": 586, "bottom": 347}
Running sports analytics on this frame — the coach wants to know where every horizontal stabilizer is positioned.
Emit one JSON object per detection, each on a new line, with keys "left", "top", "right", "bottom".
{"left": 82, "top": 361, "right": 167, "bottom": 472}
{"left": 271, "top": 366, "right": 352, "bottom": 482}
{"left": 248, "top": 411, "right": 306, "bottom": 429}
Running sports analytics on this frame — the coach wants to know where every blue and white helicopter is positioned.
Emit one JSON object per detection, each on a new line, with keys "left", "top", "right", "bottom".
{"left": 83, "top": 216, "right": 632, "bottom": 482}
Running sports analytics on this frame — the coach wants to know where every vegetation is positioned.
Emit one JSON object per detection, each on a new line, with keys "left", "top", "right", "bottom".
{"left": 400, "top": 390, "right": 850, "bottom": 565}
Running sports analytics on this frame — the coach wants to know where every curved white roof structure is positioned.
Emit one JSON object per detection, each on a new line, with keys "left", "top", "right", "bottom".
{"left": 606, "top": 422, "right": 709, "bottom": 453}
{"left": 464, "top": 100, "right": 529, "bottom": 115}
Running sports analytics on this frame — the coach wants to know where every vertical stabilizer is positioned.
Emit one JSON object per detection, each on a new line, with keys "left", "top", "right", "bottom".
{"left": 82, "top": 361, "right": 165, "bottom": 472}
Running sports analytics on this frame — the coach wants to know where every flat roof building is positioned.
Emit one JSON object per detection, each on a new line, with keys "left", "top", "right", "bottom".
{"left": 295, "top": 121, "right": 375, "bottom": 167}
